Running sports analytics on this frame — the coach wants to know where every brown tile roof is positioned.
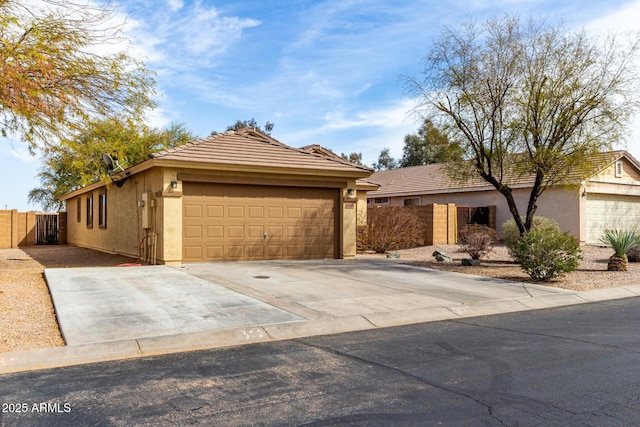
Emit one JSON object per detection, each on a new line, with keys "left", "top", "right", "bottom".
{"left": 151, "top": 128, "right": 373, "bottom": 174}
{"left": 368, "top": 151, "right": 635, "bottom": 197}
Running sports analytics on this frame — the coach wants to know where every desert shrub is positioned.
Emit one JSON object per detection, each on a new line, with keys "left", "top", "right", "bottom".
{"left": 513, "top": 227, "right": 582, "bottom": 282}
{"left": 502, "top": 216, "right": 561, "bottom": 262}
{"left": 357, "top": 206, "right": 423, "bottom": 253}
{"left": 458, "top": 224, "right": 499, "bottom": 260}
{"left": 599, "top": 229, "right": 640, "bottom": 259}
{"left": 628, "top": 246, "right": 640, "bottom": 262}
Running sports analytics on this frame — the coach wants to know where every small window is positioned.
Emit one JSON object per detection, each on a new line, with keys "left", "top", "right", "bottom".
{"left": 367, "top": 199, "right": 372, "bottom": 206}
{"left": 404, "top": 198, "right": 419, "bottom": 206}
{"left": 86, "top": 195, "right": 93, "bottom": 229}
{"left": 615, "top": 160, "right": 623, "bottom": 178}
{"left": 76, "top": 198, "right": 82, "bottom": 222}
{"left": 98, "top": 190, "right": 107, "bottom": 229}
{"left": 374, "top": 198, "right": 389, "bottom": 205}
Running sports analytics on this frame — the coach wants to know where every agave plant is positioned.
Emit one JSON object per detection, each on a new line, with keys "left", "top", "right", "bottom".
{"left": 599, "top": 229, "right": 640, "bottom": 271}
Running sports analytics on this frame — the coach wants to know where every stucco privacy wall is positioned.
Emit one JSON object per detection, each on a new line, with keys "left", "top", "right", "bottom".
{"left": 383, "top": 187, "right": 582, "bottom": 239}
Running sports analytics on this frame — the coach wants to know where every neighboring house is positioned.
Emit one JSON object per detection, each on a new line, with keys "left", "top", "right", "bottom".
{"left": 298, "top": 144, "right": 379, "bottom": 226}
{"left": 367, "top": 151, "right": 640, "bottom": 244}
{"left": 61, "top": 128, "right": 373, "bottom": 263}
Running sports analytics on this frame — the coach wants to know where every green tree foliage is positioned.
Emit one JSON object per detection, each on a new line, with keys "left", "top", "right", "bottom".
{"left": 400, "top": 119, "right": 463, "bottom": 167}
{"left": 407, "top": 14, "right": 640, "bottom": 234}
{"left": 340, "top": 152, "right": 363, "bottom": 165}
{"left": 373, "top": 147, "right": 398, "bottom": 171}
{"left": 29, "top": 119, "right": 195, "bottom": 210}
{"left": 212, "top": 118, "right": 274, "bottom": 135}
{"left": 0, "top": 0, "right": 156, "bottom": 149}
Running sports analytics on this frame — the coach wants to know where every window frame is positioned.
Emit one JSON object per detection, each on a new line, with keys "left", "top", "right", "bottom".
{"left": 86, "top": 194, "right": 93, "bottom": 229}
{"left": 76, "top": 198, "right": 82, "bottom": 222}
{"left": 373, "top": 197, "right": 390, "bottom": 205}
{"left": 98, "top": 190, "right": 107, "bottom": 229}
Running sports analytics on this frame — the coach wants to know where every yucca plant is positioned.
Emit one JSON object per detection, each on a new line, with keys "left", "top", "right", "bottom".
{"left": 599, "top": 229, "right": 640, "bottom": 271}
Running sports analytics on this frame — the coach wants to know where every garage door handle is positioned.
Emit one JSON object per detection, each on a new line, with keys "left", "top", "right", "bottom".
{"left": 263, "top": 233, "right": 268, "bottom": 239}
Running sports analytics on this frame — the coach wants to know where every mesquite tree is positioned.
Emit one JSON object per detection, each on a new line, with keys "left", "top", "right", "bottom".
{"left": 407, "top": 15, "right": 640, "bottom": 234}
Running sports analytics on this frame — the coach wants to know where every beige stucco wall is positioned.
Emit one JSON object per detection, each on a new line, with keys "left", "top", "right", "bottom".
{"left": 66, "top": 168, "right": 166, "bottom": 261}
{"left": 379, "top": 187, "right": 582, "bottom": 239}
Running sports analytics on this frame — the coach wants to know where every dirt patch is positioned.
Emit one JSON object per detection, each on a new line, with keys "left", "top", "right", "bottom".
{"left": 0, "top": 245, "right": 138, "bottom": 353}
{"left": 359, "top": 244, "right": 639, "bottom": 291}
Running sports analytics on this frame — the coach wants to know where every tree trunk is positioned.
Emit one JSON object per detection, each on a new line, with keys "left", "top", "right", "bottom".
{"left": 607, "top": 255, "right": 628, "bottom": 272}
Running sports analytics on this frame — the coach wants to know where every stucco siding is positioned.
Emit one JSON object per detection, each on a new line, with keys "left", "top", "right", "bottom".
{"left": 383, "top": 187, "right": 581, "bottom": 238}
{"left": 66, "top": 168, "right": 165, "bottom": 260}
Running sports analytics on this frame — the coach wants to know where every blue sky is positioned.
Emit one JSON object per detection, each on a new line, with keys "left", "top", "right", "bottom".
{"left": 2, "top": 0, "right": 640, "bottom": 211}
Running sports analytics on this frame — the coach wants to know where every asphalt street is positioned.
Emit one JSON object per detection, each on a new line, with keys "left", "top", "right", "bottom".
{"left": 2, "top": 296, "right": 640, "bottom": 426}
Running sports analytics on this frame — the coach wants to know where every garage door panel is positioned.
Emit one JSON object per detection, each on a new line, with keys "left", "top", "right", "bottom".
{"left": 248, "top": 225, "right": 265, "bottom": 238}
{"left": 227, "top": 246, "right": 244, "bottom": 258}
{"left": 184, "top": 225, "right": 202, "bottom": 238}
{"left": 586, "top": 194, "right": 640, "bottom": 244}
{"left": 207, "top": 226, "right": 223, "bottom": 238}
{"left": 267, "top": 225, "right": 283, "bottom": 238}
{"left": 285, "top": 244, "right": 302, "bottom": 257}
{"left": 206, "top": 246, "right": 223, "bottom": 259}
{"left": 184, "top": 246, "right": 202, "bottom": 259}
{"left": 266, "top": 245, "right": 283, "bottom": 257}
{"left": 227, "top": 226, "right": 244, "bottom": 238}
{"left": 287, "top": 207, "right": 302, "bottom": 219}
{"left": 184, "top": 205, "right": 202, "bottom": 218}
{"left": 228, "top": 206, "right": 244, "bottom": 218}
{"left": 207, "top": 205, "right": 224, "bottom": 218}
{"left": 183, "top": 183, "right": 338, "bottom": 262}
{"left": 248, "top": 206, "right": 264, "bottom": 218}
{"left": 268, "top": 207, "right": 283, "bottom": 219}
{"left": 287, "top": 225, "right": 303, "bottom": 238}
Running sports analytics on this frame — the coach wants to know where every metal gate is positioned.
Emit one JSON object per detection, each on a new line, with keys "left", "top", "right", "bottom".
{"left": 36, "top": 213, "right": 59, "bottom": 245}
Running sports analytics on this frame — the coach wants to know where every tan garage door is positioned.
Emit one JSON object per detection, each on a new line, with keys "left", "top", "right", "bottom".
{"left": 585, "top": 193, "right": 640, "bottom": 244}
{"left": 182, "top": 183, "right": 339, "bottom": 262}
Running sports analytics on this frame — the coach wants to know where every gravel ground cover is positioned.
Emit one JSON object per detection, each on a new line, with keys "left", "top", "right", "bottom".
{"left": 0, "top": 245, "right": 137, "bottom": 353}
{"left": 360, "top": 243, "right": 640, "bottom": 291}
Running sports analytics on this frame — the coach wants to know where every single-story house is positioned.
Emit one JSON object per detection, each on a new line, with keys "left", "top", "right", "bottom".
{"left": 367, "top": 151, "right": 640, "bottom": 244}
{"left": 61, "top": 128, "right": 373, "bottom": 263}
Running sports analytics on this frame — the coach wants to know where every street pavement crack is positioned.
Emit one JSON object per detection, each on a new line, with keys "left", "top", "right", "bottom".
{"left": 295, "top": 338, "right": 508, "bottom": 426}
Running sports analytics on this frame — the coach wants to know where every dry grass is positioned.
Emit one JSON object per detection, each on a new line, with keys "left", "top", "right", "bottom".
{"left": 0, "top": 245, "right": 137, "bottom": 353}
{"left": 360, "top": 243, "right": 640, "bottom": 291}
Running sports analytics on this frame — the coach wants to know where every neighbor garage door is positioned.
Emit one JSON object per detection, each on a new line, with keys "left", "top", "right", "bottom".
{"left": 585, "top": 193, "right": 640, "bottom": 244}
{"left": 182, "top": 183, "right": 339, "bottom": 262}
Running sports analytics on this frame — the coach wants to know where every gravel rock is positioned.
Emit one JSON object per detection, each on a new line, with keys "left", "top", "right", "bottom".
{"left": 0, "top": 245, "right": 138, "bottom": 354}
{"left": 360, "top": 243, "right": 639, "bottom": 291}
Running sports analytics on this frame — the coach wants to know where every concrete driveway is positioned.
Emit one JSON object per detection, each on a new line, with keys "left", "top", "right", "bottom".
{"left": 45, "top": 259, "right": 573, "bottom": 346}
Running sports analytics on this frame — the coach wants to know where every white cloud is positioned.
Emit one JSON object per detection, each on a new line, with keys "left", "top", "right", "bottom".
{"left": 124, "top": 1, "right": 260, "bottom": 70}
{"left": 585, "top": 0, "right": 640, "bottom": 32}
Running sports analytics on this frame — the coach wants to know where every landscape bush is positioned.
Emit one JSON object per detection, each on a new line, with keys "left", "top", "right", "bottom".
{"left": 458, "top": 224, "right": 500, "bottom": 260}
{"left": 502, "top": 216, "right": 561, "bottom": 262}
{"left": 628, "top": 246, "right": 640, "bottom": 262}
{"left": 599, "top": 228, "right": 640, "bottom": 271}
{"left": 357, "top": 207, "right": 423, "bottom": 253}
{"left": 512, "top": 227, "right": 582, "bottom": 282}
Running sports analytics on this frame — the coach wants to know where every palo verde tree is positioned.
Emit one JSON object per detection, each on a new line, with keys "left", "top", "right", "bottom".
{"left": 0, "top": 0, "right": 156, "bottom": 149}
{"left": 29, "top": 119, "right": 195, "bottom": 210}
{"left": 406, "top": 15, "right": 640, "bottom": 234}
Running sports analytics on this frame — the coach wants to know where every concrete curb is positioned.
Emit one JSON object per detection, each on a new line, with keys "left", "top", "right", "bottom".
{"left": 2, "top": 290, "right": 639, "bottom": 375}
